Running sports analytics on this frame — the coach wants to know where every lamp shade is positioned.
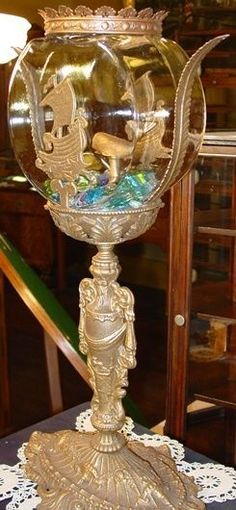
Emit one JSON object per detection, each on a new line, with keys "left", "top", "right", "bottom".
{"left": 0, "top": 13, "right": 31, "bottom": 64}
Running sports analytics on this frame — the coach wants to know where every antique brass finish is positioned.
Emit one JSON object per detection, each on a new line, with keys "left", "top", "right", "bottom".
{"left": 25, "top": 432, "right": 204, "bottom": 509}
{"left": 10, "top": 6, "right": 228, "bottom": 509}
{"left": 47, "top": 199, "right": 162, "bottom": 244}
{"left": 39, "top": 6, "right": 167, "bottom": 36}
{"left": 92, "top": 132, "right": 134, "bottom": 186}
{"left": 25, "top": 203, "right": 204, "bottom": 510}
{"left": 150, "top": 34, "right": 228, "bottom": 200}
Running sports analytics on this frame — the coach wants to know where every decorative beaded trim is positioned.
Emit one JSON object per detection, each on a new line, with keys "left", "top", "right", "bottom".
{"left": 39, "top": 5, "right": 167, "bottom": 36}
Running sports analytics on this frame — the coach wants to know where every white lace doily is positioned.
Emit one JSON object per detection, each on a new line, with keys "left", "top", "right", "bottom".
{"left": 0, "top": 464, "right": 40, "bottom": 509}
{"left": 177, "top": 460, "right": 236, "bottom": 504}
{"left": 0, "top": 408, "right": 235, "bottom": 509}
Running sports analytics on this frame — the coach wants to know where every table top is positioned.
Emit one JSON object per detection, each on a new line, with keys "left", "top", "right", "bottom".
{"left": 0, "top": 402, "right": 235, "bottom": 510}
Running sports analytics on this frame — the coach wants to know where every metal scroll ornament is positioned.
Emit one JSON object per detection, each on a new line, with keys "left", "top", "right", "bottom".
{"left": 8, "top": 5, "right": 227, "bottom": 509}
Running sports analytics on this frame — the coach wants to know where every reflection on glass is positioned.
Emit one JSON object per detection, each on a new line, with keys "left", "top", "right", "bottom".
{"left": 9, "top": 32, "right": 205, "bottom": 211}
{"left": 193, "top": 155, "right": 235, "bottom": 282}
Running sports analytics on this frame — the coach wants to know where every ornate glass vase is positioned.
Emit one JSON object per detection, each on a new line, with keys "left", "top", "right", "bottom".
{"left": 8, "top": 5, "right": 226, "bottom": 509}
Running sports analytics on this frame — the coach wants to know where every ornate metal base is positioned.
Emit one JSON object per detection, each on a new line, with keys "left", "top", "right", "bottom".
{"left": 29, "top": 201, "right": 206, "bottom": 509}
{"left": 25, "top": 429, "right": 204, "bottom": 509}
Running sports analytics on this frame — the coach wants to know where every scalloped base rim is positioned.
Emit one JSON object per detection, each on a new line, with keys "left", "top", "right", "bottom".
{"left": 25, "top": 429, "right": 205, "bottom": 510}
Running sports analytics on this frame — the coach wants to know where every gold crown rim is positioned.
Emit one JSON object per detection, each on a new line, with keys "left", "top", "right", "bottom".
{"left": 39, "top": 5, "right": 167, "bottom": 35}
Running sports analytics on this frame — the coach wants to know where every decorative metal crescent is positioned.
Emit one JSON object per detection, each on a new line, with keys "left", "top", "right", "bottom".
{"left": 150, "top": 34, "right": 229, "bottom": 201}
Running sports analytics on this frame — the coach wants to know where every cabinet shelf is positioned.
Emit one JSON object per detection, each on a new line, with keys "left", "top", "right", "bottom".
{"left": 207, "top": 105, "right": 235, "bottom": 113}
{"left": 195, "top": 210, "right": 236, "bottom": 236}
{"left": 195, "top": 181, "right": 232, "bottom": 196}
{"left": 195, "top": 381, "right": 236, "bottom": 410}
{"left": 193, "top": 6, "right": 236, "bottom": 16}
{"left": 200, "top": 145, "right": 236, "bottom": 157}
{"left": 181, "top": 28, "right": 236, "bottom": 37}
{"left": 192, "top": 281, "right": 236, "bottom": 324}
{"left": 188, "top": 50, "right": 236, "bottom": 58}
{"left": 194, "top": 232, "right": 231, "bottom": 247}
{"left": 202, "top": 75, "right": 236, "bottom": 88}
{"left": 192, "top": 259, "right": 228, "bottom": 272}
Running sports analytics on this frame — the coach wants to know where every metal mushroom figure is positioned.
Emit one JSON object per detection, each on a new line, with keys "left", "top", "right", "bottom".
{"left": 8, "top": 5, "right": 227, "bottom": 509}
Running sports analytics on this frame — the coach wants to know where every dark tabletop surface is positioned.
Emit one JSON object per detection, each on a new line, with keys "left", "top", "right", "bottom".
{"left": 0, "top": 402, "right": 234, "bottom": 509}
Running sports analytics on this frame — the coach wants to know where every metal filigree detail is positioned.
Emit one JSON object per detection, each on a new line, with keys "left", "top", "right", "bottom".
{"left": 79, "top": 247, "right": 136, "bottom": 436}
{"left": 25, "top": 192, "right": 206, "bottom": 509}
{"left": 74, "top": 6, "right": 93, "bottom": 16}
{"left": 47, "top": 199, "right": 162, "bottom": 245}
{"left": 95, "top": 6, "right": 116, "bottom": 17}
{"left": 124, "top": 72, "right": 171, "bottom": 164}
{"left": 25, "top": 430, "right": 205, "bottom": 509}
{"left": 25, "top": 240, "right": 205, "bottom": 509}
{"left": 58, "top": 5, "right": 74, "bottom": 16}
{"left": 35, "top": 76, "right": 92, "bottom": 183}
{"left": 18, "top": 61, "right": 125, "bottom": 196}
{"left": 149, "top": 35, "right": 229, "bottom": 200}
{"left": 39, "top": 5, "right": 167, "bottom": 35}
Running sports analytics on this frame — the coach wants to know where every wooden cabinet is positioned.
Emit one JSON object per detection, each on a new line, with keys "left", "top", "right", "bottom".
{"left": 164, "top": 4, "right": 236, "bottom": 464}
{"left": 165, "top": 135, "right": 236, "bottom": 466}
{"left": 177, "top": 5, "right": 236, "bottom": 131}
{"left": 193, "top": 143, "right": 235, "bottom": 282}
{"left": 0, "top": 180, "right": 54, "bottom": 273}
{"left": 191, "top": 140, "right": 236, "bottom": 465}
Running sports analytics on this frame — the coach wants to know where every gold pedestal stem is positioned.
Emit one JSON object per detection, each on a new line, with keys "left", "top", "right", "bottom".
{"left": 79, "top": 243, "right": 136, "bottom": 452}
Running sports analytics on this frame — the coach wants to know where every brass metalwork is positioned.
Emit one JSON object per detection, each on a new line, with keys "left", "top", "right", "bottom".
{"left": 39, "top": 6, "right": 167, "bottom": 36}
{"left": 92, "top": 132, "right": 134, "bottom": 186}
{"left": 150, "top": 34, "right": 229, "bottom": 199}
{"left": 46, "top": 199, "right": 162, "bottom": 244}
{"left": 25, "top": 203, "right": 204, "bottom": 509}
{"left": 124, "top": 72, "right": 171, "bottom": 164}
{"left": 78, "top": 246, "right": 136, "bottom": 436}
{"left": 19, "top": 7, "right": 228, "bottom": 510}
{"left": 25, "top": 431, "right": 204, "bottom": 509}
{"left": 35, "top": 77, "right": 96, "bottom": 184}
{"left": 19, "top": 63, "right": 136, "bottom": 190}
